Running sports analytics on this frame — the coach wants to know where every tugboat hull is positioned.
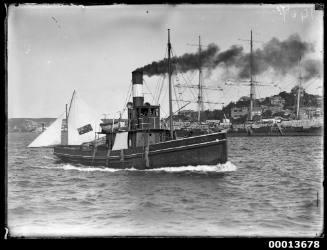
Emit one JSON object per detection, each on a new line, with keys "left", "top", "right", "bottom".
{"left": 54, "top": 132, "right": 227, "bottom": 169}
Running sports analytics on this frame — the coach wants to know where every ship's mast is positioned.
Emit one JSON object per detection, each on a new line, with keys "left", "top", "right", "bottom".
{"left": 168, "top": 29, "right": 174, "bottom": 139}
{"left": 249, "top": 30, "right": 254, "bottom": 121}
{"left": 197, "top": 35, "right": 203, "bottom": 122}
{"left": 296, "top": 57, "right": 302, "bottom": 120}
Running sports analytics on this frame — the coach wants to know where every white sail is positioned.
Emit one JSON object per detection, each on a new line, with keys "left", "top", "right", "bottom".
{"left": 112, "top": 132, "right": 128, "bottom": 150}
{"left": 28, "top": 113, "right": 65, "bottom": 148}
{"left": 67, "top": 92, "right": 104, "bottom": 145}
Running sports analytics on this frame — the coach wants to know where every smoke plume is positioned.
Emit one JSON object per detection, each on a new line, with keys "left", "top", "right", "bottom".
{"left": 136, "top": 43, "right": 220, "bottom": 76}
{"left": 136, "top": 33, "right": 321, "bottom": 82}
{"left": 301, "top": 59, "right": 323, "bottom": 81}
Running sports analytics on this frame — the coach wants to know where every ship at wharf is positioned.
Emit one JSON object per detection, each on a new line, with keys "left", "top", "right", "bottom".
{"left": 173, "top": 30, "right": 323, "bottom": 138}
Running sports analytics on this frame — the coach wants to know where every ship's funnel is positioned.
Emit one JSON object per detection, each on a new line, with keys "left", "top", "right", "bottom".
{"left": 132, "top": 70, "right": 144, "bottom": 107}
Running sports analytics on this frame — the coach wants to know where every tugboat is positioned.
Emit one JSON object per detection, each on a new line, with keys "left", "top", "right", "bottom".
{"left": 29, "top": 30, "right": 228, "bottom": 169}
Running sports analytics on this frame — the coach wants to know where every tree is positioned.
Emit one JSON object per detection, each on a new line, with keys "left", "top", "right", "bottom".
{"left": 291, "top": 85, "right": 305, "bottom": 96}
{"left": 272, "top": 111, "right": 285, "bottom": 117}
{"left": 252, "top": 115, "right": 261, "bottom": 121}
{"left": 262, "top": 109, "right": 272, "bottom": 118}
{"left": 232, "top": 114, "right": 248, "bottom": 124}
{"left": 279, "top": 91, "right": 295, "bottom": 107}
{"left": 259, "top": 97, "right": 270, "bottom": 106}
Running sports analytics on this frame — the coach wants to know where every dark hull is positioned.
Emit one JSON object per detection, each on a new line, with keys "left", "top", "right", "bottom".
{"left": 53, "top": 132, "right": 227, "bottom": 169}
{"left": 175, "top": 129, "right": 208, "bottom": 138}
{"left": 176, "top": 126, "right": 323, "bottom": 137}
{"left": 228, "top": 126, "right": 323, "bottom": 137}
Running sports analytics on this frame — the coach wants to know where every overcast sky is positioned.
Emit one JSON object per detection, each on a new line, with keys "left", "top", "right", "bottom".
{"left": 8, "top": 4, "right": 323, "bottom": 119}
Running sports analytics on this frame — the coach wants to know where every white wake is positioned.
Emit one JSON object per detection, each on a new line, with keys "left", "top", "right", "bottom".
{"left": 55, "top": 161, "right": 237, "bottom": 173}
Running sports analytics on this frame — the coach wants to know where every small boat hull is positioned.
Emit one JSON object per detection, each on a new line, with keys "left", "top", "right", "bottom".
{"left": 53, "top": 132, "right": 227, "bottom": 169}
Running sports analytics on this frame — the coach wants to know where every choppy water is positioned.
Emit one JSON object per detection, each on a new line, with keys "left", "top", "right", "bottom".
{"left": 7, "top": 132, "right": 323, "bottom": 237}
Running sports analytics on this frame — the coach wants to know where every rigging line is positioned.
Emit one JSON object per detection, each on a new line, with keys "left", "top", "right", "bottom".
{"left": 171, "top": 46, "right": 198, "bottom": 103}
{"left": 155, "top": 75, "right": 164, "bottom": 104}
{"left": 161, "top": 109, "right": 168, "bottom": 119}
{"left": 154, "top": 75, "right": 161, "bottom": 104}
{"left": 153, "top": 78, "right": 158, "bottom": 104}
{"left": 176, "top": 75, "right": 187, "bottom": 102}
{"left": 173, "top": 80, "right": 181, "bottom": 111}
{"left": 175, "top": 75, "right": 187, "bottom": 106}
{"left": 188, "top": 70, "right": 196, "bottom": 84}
{"left": 157, "top": 73, "right": 166, "bottom": 105}
{"left": 121, "top": 86, "right": 132, "bottom": 116}
{"left": 255, "top": 84, "right": 261, "bottom": 102}
{"left": 287, "top": 80, "right": 301, "bottom": 91}
{"left": 174, "top": 75, "right": 181, "bottom": 95}
{"left": 204, "top": 90, "right": 212, "bottom": 110}
{"left": 156, "top": 75, "right": 163, "bottom": 104}
{"left": 184, "top": 72, "right": 198, "bottom": 98}
{"left": 121, "top": 83, "right": 132, "bottom": 114}
{"left": 179, "top": 72, "right": 197, "bottom": 100}
{"left": 143, "top": 79, "right": 156, "bottom": 102}
{"left": 303, "top": 77, "right": 319, "bottom": 89}
{"left": 156, "top": 75, "right": 162, "bottom": 104}
{"left": 155, "top": 67, "right": 165, "bottom": 102}
{"left": 274, "top": 75, "right": 292, "bottom": 87}
{"left": 171, "top": 47, "right": 190, "bottom": 81}
{"left": 171, "top": 46, "right": 197, "bottom": 96}
{"left": 279, "top": 80, "right": 296, "bottom": 91}
{"left": 170, "top": 47, "right": 186, "bottom": 83}
{"left": 154, "top": 50, "right": 168, "bottom": 103}
{"left": 155, "top": 49, "right": 168, "bottom": 104}
{"left": 154, "top": 77, "right": 159, "bottom": 103}
{"left": 152, "top": 74, "right": 160, "bottom": 103}
{"left": 159, "top": 88, "right": 169, "bottom": 118}
{"left": 159, "top": 75, "right": 169, "bottom": 108}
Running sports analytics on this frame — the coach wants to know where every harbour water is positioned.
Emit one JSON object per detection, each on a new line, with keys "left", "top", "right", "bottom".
{"left": 7, "top": 132, "right": 323, "bottom": 237}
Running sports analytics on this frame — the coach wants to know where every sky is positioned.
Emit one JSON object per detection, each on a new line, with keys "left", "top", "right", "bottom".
{"left": 7, "top": 4, "right": 323, "bottom": 119}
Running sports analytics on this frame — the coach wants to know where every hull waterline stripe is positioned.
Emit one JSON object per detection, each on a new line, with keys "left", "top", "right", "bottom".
{"left": 54, "top": 139, "right": 227, "bottom": 160}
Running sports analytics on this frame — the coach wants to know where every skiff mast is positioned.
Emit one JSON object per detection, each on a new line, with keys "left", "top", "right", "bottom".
{"left": 62, "top": 90, "right": 76, "bottom": 145}
{"left": 67, "top": 90, "right": 76, "bottom": 119}
{"left": 66, "top": 90, "right": 76, "bottom": 135}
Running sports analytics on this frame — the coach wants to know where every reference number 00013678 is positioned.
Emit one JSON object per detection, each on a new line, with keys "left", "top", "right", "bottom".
{"left": 269, "top": 241, "right": 320, "bottom": 248}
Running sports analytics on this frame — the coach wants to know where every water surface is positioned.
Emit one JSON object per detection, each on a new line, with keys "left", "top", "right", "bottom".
{"left": 7, "top": 133, "right": 323, "bottom": 237}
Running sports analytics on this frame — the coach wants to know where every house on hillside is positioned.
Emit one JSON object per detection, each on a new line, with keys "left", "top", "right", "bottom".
{"left": 239, "top": 96, "right": 250, "bottom": 102}
{"left": 301, "top": 106, "right": 323, "bottom": 119}
{"left": 315, "top": 95, "right": 323, "bottom": 106}
{"left": 251, "top": 107, "right": 262, "bottom": 117}
{"left": 270, "top": 95, "right": 285, "bottom": 106}
{"left": 231, "top": 107, "right": 248, "bottom": 119}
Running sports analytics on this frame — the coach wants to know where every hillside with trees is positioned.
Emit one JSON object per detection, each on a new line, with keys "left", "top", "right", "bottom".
{"left": 174, "top": 87, "right": 322, "bottom": 123}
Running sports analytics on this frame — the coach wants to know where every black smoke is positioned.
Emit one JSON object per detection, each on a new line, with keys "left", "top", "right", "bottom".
{"left": 136, "top": 33, "right": 321, "bottom": 82}
{"left": 236, "top": 34, "right": 317, "bottom": 79}
{"left": 302, "top": 59, "right": 323, "bottom": 81}
{"left": 136, "top": 43, "right": 220, "bottom": 76}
